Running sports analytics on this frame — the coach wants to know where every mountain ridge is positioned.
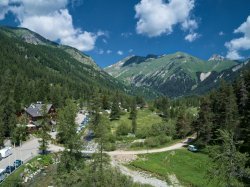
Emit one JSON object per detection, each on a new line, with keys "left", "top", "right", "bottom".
{"left": 105, "top": 52, "right": 248, "bottom": 97}
{"left": 0, "top": 26, "right": 99, "bottom": 69}
{"left": 0, "top": 26, "right": 161, "bottom": 99}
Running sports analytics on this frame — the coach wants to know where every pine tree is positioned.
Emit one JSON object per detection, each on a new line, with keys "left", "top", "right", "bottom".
{"left": 208, "top": 130, "right": 250, "bottom": 186}
{"left": 193, "top": 96, "right": 213, "bottom": 145}
{"left": 210, "top": 81, "right": 239, "bottom": 140}
{"left": 176, "top": 109, "right": 190, "bottom": 138}
{"left": 237, "top": 72, "right": 250, "bottom": 153}
{"left": 57, "top": 99, "right": 79, "bottom": 149}
{"left": 57, "top": 99, "right": 83, "bottom": 174}
{"left": 96, "top": 116, "right": 109, "bottom": 171}
{"left": 101, "top": 95, "right": 110, "bottom": 110}
{"left": 129, "top": 99, "right": 137, "bottom": 134}
{"left": 38, "top": 104, "right": 51, "bottom": 154}
{"left": 110, "top": 97, "right": 120, "bottom": 120}
{"left": 0, "top": 107, "right": 4, "bottom": 147}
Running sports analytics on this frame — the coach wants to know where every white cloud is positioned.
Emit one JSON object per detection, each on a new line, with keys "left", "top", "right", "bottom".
{"left": 219, "top": 31, "right": 224, "bottom": 36}
{"left": 181, "top": 19, "right": 198, "bottom": 31}
{"left": 0, "top": 0, "right": 9, "bottom": 20}
{"left": 117, "top": 50, "right": 123, "bottom": 55}
{"left": 107, "top": 50, "right": 112, "bottom": 54}
{"left": 225, "top": 16, "right": 250, "bottom": 60}
{"left": 135, "top": 0, "right": 197, "bottom": 37}
{"left": 226, "top": 50, "right": 243, "bottom": 60}
{"left": 185, "top": 32, "right": 200, "bottom": 42}
{"left": 128, "top": 49, "right": 133, "bottom": 53}
{"left": 1, "top": 0, "right": 103, "bottom": 51}
{"left": 98, "top": 49, "right": 104, "bottom": 55}
{"left": 121, "top": 32, "right": 133, "bottom": 38}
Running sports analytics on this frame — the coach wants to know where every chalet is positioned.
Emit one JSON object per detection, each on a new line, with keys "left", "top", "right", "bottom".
{"left": 25, "top": 102, "right": 55, "bottom": 121}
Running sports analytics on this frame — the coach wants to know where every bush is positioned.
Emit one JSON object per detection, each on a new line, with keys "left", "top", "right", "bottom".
{"left": 130, "top": 142, "right": 144, "bottom": 148}
{"left": 116, "top": 122, "right": 131, "bottom": 136}
{"left": 38, "top": 155, "right": 53, "bottom": 166}
{"left": 158, "top": 135, "right": 172, "bottom": 145}
{"left": 145, "top": 137, "right": 160, "bottom": 147}
{"left": 107, "top": 133, "right": 116, "bottom": 143}
{"left": 135, "top": 128, "right": 149, "bottom": 139}
{"left": 104, "top": 142, "right": 116, "bottom": 151}
{"left": 148, "top": 123, "right": 165, "bottom": 136}
{"left": 165, "top": 120, "right": 176, "bottom": 137}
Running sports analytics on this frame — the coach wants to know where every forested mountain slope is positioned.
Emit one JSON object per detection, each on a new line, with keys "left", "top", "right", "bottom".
{"left": 105, "top": 52, "right": 249, "bottom": 97}
{"left": 0, "top": 26, "right": 129, "bottom": 110}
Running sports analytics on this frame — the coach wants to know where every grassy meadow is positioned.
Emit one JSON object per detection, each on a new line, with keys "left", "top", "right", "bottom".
{"left": 130, "top": 149, "right": 223, "bottom": 187}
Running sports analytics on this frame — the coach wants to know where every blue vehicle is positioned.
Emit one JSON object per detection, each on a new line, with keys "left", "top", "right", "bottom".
{"left": 5, "top": 166, "right": 15, "bottom": 174}
{"left": 13, "top": 160, "right": 23, "bottom": 168}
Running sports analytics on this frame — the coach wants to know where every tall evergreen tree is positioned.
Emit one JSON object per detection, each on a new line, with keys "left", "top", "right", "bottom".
{"left": 210, "top": 81, "right": 239, "bottom": 140}
{"left": 176, "top": 109, "right": 190, "bottom": 138}
{"left": 0, "top": 107, "right": 4, "bottom": 147}
{"left": 92, "top": 115, "right": 110, "bottom": 181}
{"left": 38, "top": 104, "right": 51, "bottom": 154}
{"left": 130, "top": 99, "right": 137, "bottom": 134}
{"left": 208, "top": 130, "right": 250, "bottom": 187}
{"left": 193, "top": 96, "right": 213, "bottom": 145}
{"left": 57, "top": 99, "right": 83, "bottom": 175}
{"left": 236, "top": 72, "right": 250, "bottom": 153}
{"left": 110, "top": 96, "right": 120, "bottom": 120}
{"left": 101, "top": 95, "right": 110, "bottom": 110}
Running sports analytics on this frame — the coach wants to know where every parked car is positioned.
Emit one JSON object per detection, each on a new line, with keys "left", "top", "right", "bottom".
{"left": 13, "top": 160, "right": 23, "bottom": 168}
{"left": 5, "top": 166, "right": 15, "bottom": 174}
{"left": 0, "top": 147, "right": 12, "bottom": 158}
{"left": 188, "top": 145, "right": 198, "bottom": 152}
{"left": 0, "top": 169, "right": 6, "bottom": 182}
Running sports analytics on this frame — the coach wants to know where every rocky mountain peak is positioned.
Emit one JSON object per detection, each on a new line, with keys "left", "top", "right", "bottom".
{"left": 208, "top": 54, "right": 225, "bottom": 61}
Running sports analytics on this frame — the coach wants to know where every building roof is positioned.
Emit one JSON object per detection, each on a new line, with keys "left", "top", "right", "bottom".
{"left": 26, "top": 103, "right": 53, "bottom": 118}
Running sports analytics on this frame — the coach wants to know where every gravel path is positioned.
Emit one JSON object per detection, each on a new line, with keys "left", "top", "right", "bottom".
{"left": 108, "top": 137, "right": 191, "bottom": 156}
{"left": 108, "top": 137, "right": 194, "bottom": 187}
{"left": 111, "top": 158, "right": 169, "bottom": 187}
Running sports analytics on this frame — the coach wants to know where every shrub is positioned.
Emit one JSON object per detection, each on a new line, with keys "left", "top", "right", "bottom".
{"left": 135, "top": 128, "right": 149, "bottom": 139}
{"left": 145, "top": 137, "right": 160, "bottom": 147}
{"left": 158, "top": 135, "right": 172, "bottom": 145}
{"left": 116, "top": 122, "right": 131, "bottom": 136}
{"left": 104, "top": 142, "right": 116, "bottom": 151}
{"left": 130, "top": 142, "right": 144, "bottom": 148}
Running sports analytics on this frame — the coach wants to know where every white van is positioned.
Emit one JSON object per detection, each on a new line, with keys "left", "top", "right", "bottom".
{"left": 0, "top": 169, "right": 6, "bottom": 182}
{"left": 0, "top": 147, "right": 12, "bottom": 158}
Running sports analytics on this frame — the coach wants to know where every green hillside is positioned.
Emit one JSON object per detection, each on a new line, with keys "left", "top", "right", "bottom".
{"left": 105, "top": 52, "right": 242, "bottom": 97}
{"left": 0, "top": 26, "right": 130, "bottom": 109}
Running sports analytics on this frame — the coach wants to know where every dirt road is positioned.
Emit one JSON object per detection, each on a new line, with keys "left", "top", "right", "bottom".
{"left": 108, "top": 138, "right": 190, "bottom": 156}
{"left": 108, "top": 137, "right": 192, "bottom": 187}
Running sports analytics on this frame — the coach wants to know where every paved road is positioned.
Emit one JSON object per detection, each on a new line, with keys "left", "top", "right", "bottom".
{"left": 0, "top": 112, "right": 90, "bottom": 171}
{"left": 0, "top": 137, "right": 62, "bottom": 170}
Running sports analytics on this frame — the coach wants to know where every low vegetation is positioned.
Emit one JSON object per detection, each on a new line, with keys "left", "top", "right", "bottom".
{"left": 130, "top": 149, "right": 220, "bottom": 187}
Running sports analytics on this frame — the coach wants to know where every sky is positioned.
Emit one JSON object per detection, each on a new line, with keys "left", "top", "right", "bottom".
{"left": 0, "top": 0, "right": 250, "bottom": 68}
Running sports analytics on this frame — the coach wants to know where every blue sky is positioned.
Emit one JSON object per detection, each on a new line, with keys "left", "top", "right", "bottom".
{"left": 0, "top": 0, "right": 250, "bottom": 67}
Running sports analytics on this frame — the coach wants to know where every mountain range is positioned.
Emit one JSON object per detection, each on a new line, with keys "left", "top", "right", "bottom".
{"left": 0, "top": 26, "right": 160, "bottom": 100}
{"left": 105, "top": 52, "right": 250, "bottom": 97}
{"left": 1, "top": 26, "right": 249, "bottom": 99}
